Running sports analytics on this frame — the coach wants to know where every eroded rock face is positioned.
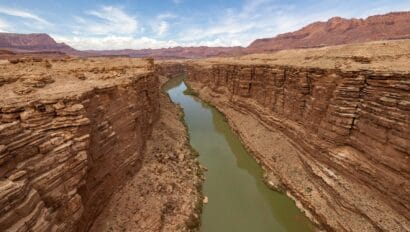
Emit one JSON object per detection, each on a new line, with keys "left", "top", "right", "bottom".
{"left": 89, "top": 81, "right": 204, "bottom": 232}
{"left": 181, "top": 41, "right": 410, "bottom": 231}
{"left": 0, "top": 58, "right": 160, "bottom": 231}
{"left": 155, "top": 61, "right": 186, "bottom": 78}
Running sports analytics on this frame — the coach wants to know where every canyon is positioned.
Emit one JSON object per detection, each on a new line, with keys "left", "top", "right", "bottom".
{"left": 0, "top": 38, "right": 409, "bottom": 232}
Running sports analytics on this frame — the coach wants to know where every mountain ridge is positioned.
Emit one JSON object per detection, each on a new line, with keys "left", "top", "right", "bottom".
{"left": 248, "top": 11, "right": 410, "bottom": 52}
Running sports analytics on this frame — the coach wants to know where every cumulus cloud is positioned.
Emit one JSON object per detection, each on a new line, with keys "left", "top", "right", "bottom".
{"left": 0, "top": 7, "right": 51, "bottom": 25}
{"left": 73, "top": 6, "right": 138, "bottom": 35}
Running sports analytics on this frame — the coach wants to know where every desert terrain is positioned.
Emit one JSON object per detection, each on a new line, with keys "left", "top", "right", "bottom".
{"left": 0, "top": 7, "right": 409, "bottom": 232}
{"left": 1, "top": 38, "right": 409, "bottom": 231}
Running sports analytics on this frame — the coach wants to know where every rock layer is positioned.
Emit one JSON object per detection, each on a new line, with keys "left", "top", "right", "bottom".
{"left": 182, "top": 40, "right": 410, "bottom": 231}
{"left": 0, "top": 58, "right": 161, "bottom": 231}
{"left": 89, "top": 76, "right": 203, "bottom": 231}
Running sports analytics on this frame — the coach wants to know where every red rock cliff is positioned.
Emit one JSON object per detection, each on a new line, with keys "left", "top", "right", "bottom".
{"left": 184, "top": 40, "right": 410, "bottom": 231}
{"left": 0, "top": 58, "right": 159, "bottom": 231}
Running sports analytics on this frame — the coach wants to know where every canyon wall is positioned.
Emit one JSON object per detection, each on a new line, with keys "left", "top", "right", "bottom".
{"left": 0, "top": 58, "right": 160, "bottom": 231}
{"left": 155, "top": 61, "right": 186, "bottom": 79}
{"left": 182, "top": 41, "right": 410, "bottom": 231}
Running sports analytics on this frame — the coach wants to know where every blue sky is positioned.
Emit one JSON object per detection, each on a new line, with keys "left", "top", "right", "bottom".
{"left": 0, "top": 0, "right": 409, "bottom": 50}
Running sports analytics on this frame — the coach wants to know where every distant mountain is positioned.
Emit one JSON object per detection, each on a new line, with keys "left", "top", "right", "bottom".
{"left": 1, "top": 11, "right": 409, "bottom": 58}
{"left": 247, "top": 12, "right": 410, "bottom": 52}
{"left": 0, "top": 33, "right": 81, "bottom": 55}
{"left": 85, "top": 46, "right": 245, "bottom": 59}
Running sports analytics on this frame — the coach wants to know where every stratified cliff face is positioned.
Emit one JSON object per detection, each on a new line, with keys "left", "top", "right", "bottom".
{"left": 155, "top": 61, "right": 186, "bottom": 78}
{"left": 184, "top": 40, "right": 410, "bottom": 231}
{"left": 0, "top": 58, "right": 159, "bottom": 231}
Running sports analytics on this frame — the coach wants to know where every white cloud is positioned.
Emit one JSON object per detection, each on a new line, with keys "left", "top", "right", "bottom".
{"left": 0, "top": 7, "right": 51, "bottom": 25}
{"left": 172, "top": 0, "right": 410, "bottom": 47}
{"left": 176, "top": 0, "right": 284, "bottom": 45}
{"left": 55, "top": 0, "right": 310, "bottom": 49}
{"left": 4, "top": 0, "right": 410, "bottom": 50}
{"left": 0, "top": 18, "right": 9, "bottom": 32}
{"left": 74, "top": 6, "right": 138, "bottom": 35}
{"left": 54, "top": 35, "right": 179, "bottom": 50}
{"left": 151, "top": 13, "right": 176, "bottom": 36}
{"left": 53, "top": 35, "right": 241, "bottom": 50}
{"left": 156, "top": 21, "right": 169, "bottom": 36}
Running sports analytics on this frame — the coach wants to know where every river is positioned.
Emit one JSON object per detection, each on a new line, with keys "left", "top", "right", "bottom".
{"left": 164, "top": 77, "right": 315, "bottom": 232}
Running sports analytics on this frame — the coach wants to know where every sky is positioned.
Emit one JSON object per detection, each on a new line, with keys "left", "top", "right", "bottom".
{"left": 0, "top": 0, "right": 409, "bottom": 50}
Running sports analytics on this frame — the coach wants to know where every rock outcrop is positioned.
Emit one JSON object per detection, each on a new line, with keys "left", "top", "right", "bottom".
{"left": 183, "top": 39, "right": 410, "bottom": 231}
{"left": 0, "top": 58, "right": 161, "bottom": 231}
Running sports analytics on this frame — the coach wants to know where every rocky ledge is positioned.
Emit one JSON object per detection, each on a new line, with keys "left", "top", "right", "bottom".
{"left": 181, "top": 40, "right": 410, "bottom": 231}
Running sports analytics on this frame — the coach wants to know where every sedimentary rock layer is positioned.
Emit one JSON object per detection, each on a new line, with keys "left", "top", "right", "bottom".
{"left": 90, "top": 77, "right": 204, "bottom": 231}
{"left": 0, "top": 58, "right": 160, "bottom": 231}
{"left": 182, "top": 40, "right": 410, "bottom": 231}
{"left": 155, "top": 61, "right": 187, "bottom": 79}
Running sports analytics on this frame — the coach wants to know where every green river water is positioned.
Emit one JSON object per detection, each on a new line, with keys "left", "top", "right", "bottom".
{"left": 164, "top": 77, "right": 315, "bottom": 232}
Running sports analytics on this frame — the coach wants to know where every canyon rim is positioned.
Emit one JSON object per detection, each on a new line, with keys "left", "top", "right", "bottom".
{"left": 0, "top": 1, "right": 409, "bottom": 232}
